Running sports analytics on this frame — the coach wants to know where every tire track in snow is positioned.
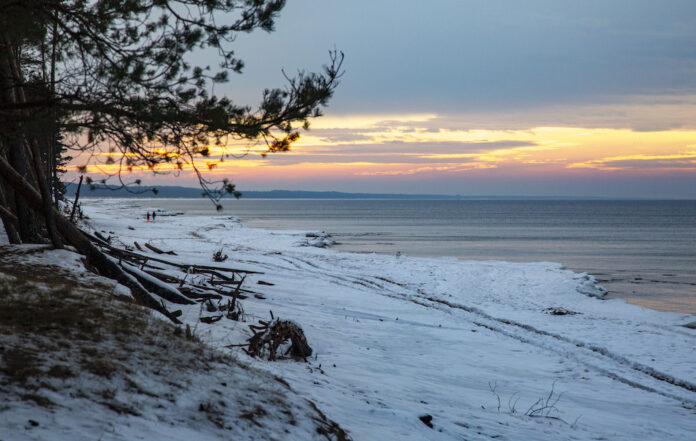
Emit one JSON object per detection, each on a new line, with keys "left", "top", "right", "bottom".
{"left": 271, "top": 253, "right": 696, "bottom": 405}
{"left": 424, "top": 296, "right": 696, "bottom": 402}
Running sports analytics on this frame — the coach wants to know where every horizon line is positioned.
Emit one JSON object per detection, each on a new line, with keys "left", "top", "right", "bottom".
{"left": 63, "top": 183, "right": 696, "bottom": 201}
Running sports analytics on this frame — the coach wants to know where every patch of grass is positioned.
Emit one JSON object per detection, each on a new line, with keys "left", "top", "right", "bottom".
{"left": 80, "top": 346, "right": 98, "bottom": 357}
{"left": 308, "top": 401, "right": 352, "bottom": 441}
{"left": 124, "top": 377, "right": 159, "bottom": 398}
{"left": 101, "top": 400, "right": 142, "bottom": 416}
{"left": 84, "top": 358, "right": 117, "bottom": 379}
{"left": 0, "top": 284, "right": 102, "bottom": 337}
{"left": 0, "top": 248, "right": 353, "bottom": 439}
{"left": 239, "top": 404, "right": 268, "bottom": 427}
{"left": 99, "top": 388, "right": 117, "bottom": 400}
{"left": 21, "top": 393, "right": 54, "bottom": 407}
{"left": 200, "top": 400, "right": 228, "bottom": 428}
{"left": 1, "top": 348, "right": 40, "bottom": 385}
{"left": 0, "top": 255, "right": 147, "bottom": 341}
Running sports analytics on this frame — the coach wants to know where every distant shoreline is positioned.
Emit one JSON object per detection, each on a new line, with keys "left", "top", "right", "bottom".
{"left": 63, "top": 183, "right": 692, "bottom": 201}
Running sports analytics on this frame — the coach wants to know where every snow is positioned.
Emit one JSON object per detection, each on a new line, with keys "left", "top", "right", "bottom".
{"left": 3, "top": 197, "right": 696, "bottom": 440}
{"left": 0, "top": 245, "right": 347, "bottom": 441}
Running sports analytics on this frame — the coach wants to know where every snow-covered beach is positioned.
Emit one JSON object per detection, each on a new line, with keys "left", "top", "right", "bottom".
{"left": 3, "top": 198, "right": 696, "bottom": 440}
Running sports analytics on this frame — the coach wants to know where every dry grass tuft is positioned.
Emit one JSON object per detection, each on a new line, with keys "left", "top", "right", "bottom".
{"left": 239, "top": 404, "right": 268, "bottom": 426}
{"left": 47, "top": 364, "right": 75, "bottom": 379}
{"left": 21, "top": 392, "right": 54, "bottom": 407}
{"left": 84, "top": 358, "right": 117, "bottom": 379}
{"left": 1, "top": 348, "right": 40, "bottom": 385}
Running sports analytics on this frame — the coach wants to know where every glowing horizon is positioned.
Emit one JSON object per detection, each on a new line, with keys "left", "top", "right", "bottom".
{"left": 66, "top": 111, "right": 696, "bottom": 198}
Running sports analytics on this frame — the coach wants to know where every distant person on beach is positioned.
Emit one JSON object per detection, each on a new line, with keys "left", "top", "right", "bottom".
{"left": 152, "top": 211, "right": 156, "bottom": 221}
{"left": 147, "top": 212, "right": 150, "bottom": 222}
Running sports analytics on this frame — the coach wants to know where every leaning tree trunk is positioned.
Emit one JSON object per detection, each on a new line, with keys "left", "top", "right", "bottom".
{"left": 3, "top": 40, "right": 62, "bottom": 248}
{"left": 6, "top": 137, "right": 41, "bottom": 242}
{"left": 26, "top": 136, "right": 63, "bottom": 248}
{"left": 0, "top": 41, "right": 42, "bottom": 243}
{"left": 0, "top": 178, "right": 20, "bottom": 243}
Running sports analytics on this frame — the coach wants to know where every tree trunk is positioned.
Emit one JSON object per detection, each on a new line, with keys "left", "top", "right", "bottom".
{"left": 7, "top": 139, "right": 41, "bottom": 242}
{"left": 2, "top": 38, "right": 62, "bottom": 248}
{"left": 5, "top": 41, "right": 62, "bottom": 248}
{"left": 70, "top": 175, "right": 83, "bottom": 222}
{"left": 49, "top": 19, "right": 58, "bottom": 206}
{"left": 26, "top": 137, "right": 63, "bottom": 248}
{"left": 0, "top": 179, "right": 20, "bottom": 243}
{"left": 0, "top": 41, "right": 42, "bottom": 243}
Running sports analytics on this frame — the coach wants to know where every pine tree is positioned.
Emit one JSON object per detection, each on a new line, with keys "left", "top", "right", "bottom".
{"left": 0, "top": 0, "right": 342, "bottom": 319}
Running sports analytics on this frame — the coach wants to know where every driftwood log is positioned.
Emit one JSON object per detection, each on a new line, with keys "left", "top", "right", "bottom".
{"left": 245, "top": 312, "right": 313, "bottom": 360}
{"left": 85, "top": 231, "right": 259, "bottom": 313}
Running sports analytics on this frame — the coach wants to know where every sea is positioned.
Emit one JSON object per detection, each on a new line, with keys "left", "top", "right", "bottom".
{"left": 125, "top": 198, "right": 696, "bottom": 315}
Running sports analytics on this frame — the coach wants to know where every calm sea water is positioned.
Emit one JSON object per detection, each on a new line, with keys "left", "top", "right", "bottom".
{"left": 128, "top": 199, "right": 696, "bottom": 314}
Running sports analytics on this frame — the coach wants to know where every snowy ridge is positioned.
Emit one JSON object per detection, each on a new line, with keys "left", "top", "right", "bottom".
{"left": 42, "top": 199, "right": 696, "bottom": 440}
{"left": 0, "top": 245, "right": 349, "bottom": 441}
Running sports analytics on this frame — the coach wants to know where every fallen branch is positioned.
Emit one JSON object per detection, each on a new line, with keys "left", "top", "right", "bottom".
{"left": 200, "top": 315, "right": 223, "bottom": 324}
{"left": 83, "top": 231, "right": 261, "bottom": 276}
{"left": 144, "top": 242, "right": 177, "bottom": 255}
{"left": 118, "top": 260, "right": 195, "bottom": 305}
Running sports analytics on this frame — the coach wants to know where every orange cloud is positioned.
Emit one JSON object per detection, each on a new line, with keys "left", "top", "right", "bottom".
{"left": 68, "top": 112, "right": 696, "bottom": 186}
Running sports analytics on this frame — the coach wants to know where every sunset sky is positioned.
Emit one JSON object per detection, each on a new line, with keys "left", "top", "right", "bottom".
{"left": 72, "top": 1, "right": 696, "bottom": 197}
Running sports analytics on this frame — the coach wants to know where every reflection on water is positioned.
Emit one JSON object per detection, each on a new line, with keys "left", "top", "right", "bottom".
{"left": 111, "top": 198, "right": 696, "bottom": 314}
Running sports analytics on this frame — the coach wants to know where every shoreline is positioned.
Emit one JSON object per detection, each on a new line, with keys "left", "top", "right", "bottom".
{"left": 82, "top": 197, "right": 696, "bottom": 316}
{"left": 66, "top": 198, "right": 696, "bottom": 440}
{"left": 3, "top": 198, "right": 692, "bottom": 440}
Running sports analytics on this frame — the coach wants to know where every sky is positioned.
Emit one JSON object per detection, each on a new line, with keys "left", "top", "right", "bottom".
{"left": 73, "top": 0, "right": 696, "bottom": 197}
